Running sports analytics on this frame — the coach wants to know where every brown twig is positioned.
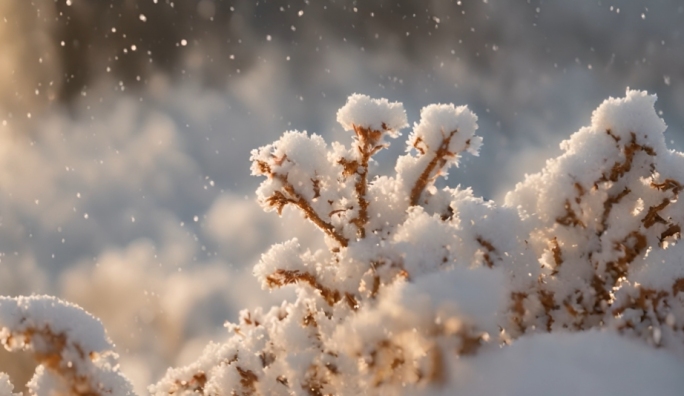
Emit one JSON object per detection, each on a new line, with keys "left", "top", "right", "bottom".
{"left": 549, "top": 237, "right": 563, "bottom": 275}
{"left": 3, "top": 325, "right": 112, "bottom": 396}
{"left": 265, "top": 173, "right": 349, "bottom": 248}
{"left": 476, "top": 236, "right": 497, "bottom": 268}
{"left": 600, "top": 187, "right": 631, "bottom": 232}
{"left": 603, "top": 132, "right": 655, "bottom": 183}
{"left": 266, "top": 269, "right": 343, "bottom": 307}
{"left": 409, "top": 130, "right": 460, "bottom": 206}
{"left": 603, "top": 231, "right": 647, "bottom": 290}
{"left": 346, "top": 124, "right": 388, "bottom": 239}
{"left": 556, "top": 199, "right": 585, "bottom": 228}
{"left": 236, "top": 366, "right": 259, "bottom": 395}
{"left": 642, "top": 198, "right": 670, "bottom": 228}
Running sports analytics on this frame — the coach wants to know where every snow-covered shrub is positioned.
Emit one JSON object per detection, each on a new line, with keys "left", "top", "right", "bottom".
{"left": 0, "top": 296, "right": 134, "bottom": 395}
{"left": 2, "top": 90, "right": 684, "bottom": 395}
{"left": 149, "top": 90, "right": 684, "bottom": 394}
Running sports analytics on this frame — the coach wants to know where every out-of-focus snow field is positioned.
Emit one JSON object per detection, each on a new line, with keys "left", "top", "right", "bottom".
{"left": 2, "top": 0, "right": 684, "bottom": 392}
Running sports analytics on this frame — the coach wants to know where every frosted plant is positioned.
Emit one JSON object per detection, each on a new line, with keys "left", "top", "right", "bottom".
{"left": 2, "top": 90, "right": 684, "bottom": 395}
{"left": 505, "top": 90, "right": 684, "bottom": 349}
{"left": 150, "top": 94, "right": 534, "bottom": 395}
{"left": 0, "top": 296, "right": 134, "bottom": 395}
{"left": 150, "top": 90, "right": 684, "bottom": 395}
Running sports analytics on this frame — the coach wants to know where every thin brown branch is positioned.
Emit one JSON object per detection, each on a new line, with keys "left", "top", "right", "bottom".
{"left": 510, "top": 292, "right": 528, "bottom": 333}
{"left": 409, "top": 130, "right": 459, "bottom": 206}
{"left": 604, "top": 231, "right": 647, "bottom": 289}
{"left": 659, "top": 224, "right": 681, "bottom": 246}
{"left": 311, "top": 178, "right": 321, "bottom": 199}
{"left": 590, "top": 274, "right": 612, "bottom": 313}
{"left": 600, "top": 187, "right": 631, "bottom": 232}
{"left": 537, "top": 289, "right": 557, "bottom": 331}
{"left": 603, "top": 132, "right": 655, "bottom": 182}
{"left": 556, "top": 199, "right": 585, "bottom": 228}
{"left": 267, "top": 174, "right": 349, "bottom": 248}
{"left": 573, "top": 182, "right": 586, "bottom": 203}
{"left": 642, "top": 198, "right": 670, "bottom": 228}
{"left": 345, "top": 293, "right": 359, "bottom": 311}
{"left": 266, "top": 269, "right": 342, "bottom": 306}
{"left": 347, "top": 124, "right": 387, "bottom": 239}
{"left": 476, "top": 236, "right": 496, "bottom": 268}
{"left": 606, "top": 129, "right": 621, "bottom": 143}
{"left": 549, "top": 237, "right": 563, "bottom": 275}
{"left": 236, "top": 366, "right": 259, "bottom": 395}
{"left": 651, "top": 178, "right": 683, "bottom": 195}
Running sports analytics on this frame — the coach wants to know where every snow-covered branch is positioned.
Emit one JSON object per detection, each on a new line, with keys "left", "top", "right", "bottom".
{"left": 0, "top": 296, "right": 134, "bottom": 395}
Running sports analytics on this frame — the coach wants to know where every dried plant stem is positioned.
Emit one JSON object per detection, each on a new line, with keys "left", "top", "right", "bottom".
{"left": 268, "top": 173, "right": 349, "bottom": 248}
{"left": 476, "top": 236, "right": 497, "bottom": 268}
{"left": 266, "top": 269, "right": 343, "bottom": 307}
{"left": 3, "top": 325, "right": 106, "bottom": 396}
{"left": 600, "top": 187, "right": 631, "bottom": 233}
{"left": 349, "top": 124, "right": 387, "bottom": 239}
{"left": 602, "top": 132, "right": 655, "bottom": 183}
{"left": 409, "top": 130, "right": 459, "bottom": 206}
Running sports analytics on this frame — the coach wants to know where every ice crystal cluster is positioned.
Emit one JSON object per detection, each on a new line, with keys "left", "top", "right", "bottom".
{"left": 2, "top": 90, "right": 684, "bottom": 395}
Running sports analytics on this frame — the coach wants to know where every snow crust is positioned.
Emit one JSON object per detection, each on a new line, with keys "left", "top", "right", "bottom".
{"left": 446, "top": 331, "right": 684, "bottom": 396}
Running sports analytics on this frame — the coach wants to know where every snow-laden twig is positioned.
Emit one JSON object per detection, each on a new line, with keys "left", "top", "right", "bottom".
{"left": 0, "top": 296, "right": 135, "bottom": 396}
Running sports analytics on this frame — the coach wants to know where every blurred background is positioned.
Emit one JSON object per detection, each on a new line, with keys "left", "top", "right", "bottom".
{"left": 1, "top": 0, "right": 683, "bottom": 392}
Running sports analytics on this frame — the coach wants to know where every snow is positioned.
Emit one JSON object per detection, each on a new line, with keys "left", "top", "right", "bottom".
{"left": 590, "top": 90, "right": 667, "bottom": 150}
{"left": 0, "top": 373, "right": 19, "bottom": 396}
{"left": 410, "top": 103, "right": 481, "bottom": 160}
{"left": 0, "top": 296, "right": 135, "bottom": 395}
{"left": 445, "top": 331, "right": 684, "bottom": 396}
{"left": 336, "top": 93, "right": 408, "bottom": 134}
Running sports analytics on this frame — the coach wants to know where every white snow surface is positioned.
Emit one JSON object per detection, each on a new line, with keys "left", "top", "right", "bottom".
{"left": 0, "top": 373, "right": 18, "bottom": 396}
{"left": 444, "top": 331, "right": 684, "bottom": 396}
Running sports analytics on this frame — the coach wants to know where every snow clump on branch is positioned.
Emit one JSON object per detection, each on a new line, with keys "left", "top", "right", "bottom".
{"left": 0, "top": 295, "right": 134, "bottom": 395}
